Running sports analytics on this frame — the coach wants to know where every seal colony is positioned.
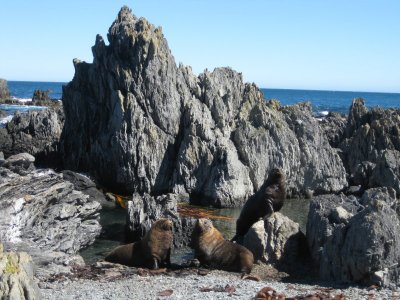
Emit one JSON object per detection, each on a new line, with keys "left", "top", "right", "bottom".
{"left": 231, "top": 168, "right": 286, "bottom": 243}
{"left": 104, "top": 169, "right": 285, "bottom": 273}
{"left": 105, "top": 218, "right": 173, "bottom": 269}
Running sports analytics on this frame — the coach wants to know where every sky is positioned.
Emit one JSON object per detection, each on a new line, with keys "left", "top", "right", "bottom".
{"left": 0, "top": 1, "right": 399, "bottom": 93}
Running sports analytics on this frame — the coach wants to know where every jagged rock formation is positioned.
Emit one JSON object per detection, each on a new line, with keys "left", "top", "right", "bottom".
{"left": 243, "top": 213, "right": 307, "bottom": 265}
{"left": 340, "top": 99, "right": 400, "bottom": 194}
{"left": 0, "top": 244, "right": 41, "bottom": 300}
{"left": 32, "top": 89, "right": 50, "bottom": 102}
{"left": 60, "top": 6, "right": 347, "bottom": 207}
{"left": 0, "top": 108, "right": 64, "bottom": 168}
{"left": 126, "top": 193, "right": 195, "bottom": 247}
{"left": 0, "top": 78, "right": 10, "bottom": 100}
{"left": 0, "top": 153, "right": 101, "bottom": 271}
{"left": 319, "top": 112, "right": 347, "bottom": 148}
{"left": 306, "top": 188, "right": 400, "bottom": 287}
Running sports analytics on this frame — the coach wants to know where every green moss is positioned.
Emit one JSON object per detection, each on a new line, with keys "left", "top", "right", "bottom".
{"left": 266, "top": 99, "right": 281, "bottom": 110}
{"left": 4, "top": 255, "right": 20, "bottom": 274}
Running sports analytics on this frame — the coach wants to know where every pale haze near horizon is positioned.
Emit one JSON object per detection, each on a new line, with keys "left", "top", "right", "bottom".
{"left": 0, "top": 0, "right": 399, "bottom": 93}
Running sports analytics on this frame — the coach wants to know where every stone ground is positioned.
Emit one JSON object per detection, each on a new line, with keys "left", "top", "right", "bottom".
{"left": 38, "top": 263, "right": 398, "bottom": 300}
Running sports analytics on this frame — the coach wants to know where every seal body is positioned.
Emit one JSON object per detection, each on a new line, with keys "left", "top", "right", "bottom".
{"left": 191, "top": 218, "right": 254, "bottom": 273}
{"left": 105, "top": 218, "right": 173, "bottom": 269}
{"left": 232, "top": 168, "right": 286, "bottom": 242}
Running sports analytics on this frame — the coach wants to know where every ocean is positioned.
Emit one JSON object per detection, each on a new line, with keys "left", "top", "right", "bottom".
{"left": 262, "top": 88, "right": 400, "bottom": 115}
{"left": 1, "top": 81, "right": 400, "bottom": 123}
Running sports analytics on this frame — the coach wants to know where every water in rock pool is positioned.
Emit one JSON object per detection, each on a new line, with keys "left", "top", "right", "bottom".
{"left": 79, "top": 198, "right": 311, "bottom": 265}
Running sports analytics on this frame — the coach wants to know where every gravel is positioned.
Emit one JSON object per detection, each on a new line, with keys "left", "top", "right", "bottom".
{"left": 39, "top": 269, "right": 399, "bottom": 300}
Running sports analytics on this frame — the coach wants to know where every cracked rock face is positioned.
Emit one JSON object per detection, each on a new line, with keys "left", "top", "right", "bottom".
{"left": 341, "top": 98, "right": 400, "bottom": 193}
{"left": 61, "top": 6, "right": 347, "bottom": 207}
{"left": 0, "top": 158, "right": 101, "bottom": 255}
{"left": 0, "top": 244, "right": 41, "bottom": 300}
{"left": 306, "top": 188, "right": 400, "bottom": 287}
{"left": 126, "top": 193, "right": 196, "bottom": 248}
{"left": 0, "top": 108, "right": 64, "bottom": 168}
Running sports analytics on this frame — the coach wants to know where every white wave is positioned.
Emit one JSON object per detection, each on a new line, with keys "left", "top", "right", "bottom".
{"left": 319, "top": 111, "right": 329, "bottom": 116}
{"left": 0, "top": 115, "right": 13, "bottom": 125}
{"left": 11, "top": 96, "right": 33, "bottom": 103}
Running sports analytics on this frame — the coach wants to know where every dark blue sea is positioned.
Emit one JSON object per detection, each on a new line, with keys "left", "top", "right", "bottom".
{"left": 261, "top": 88, "right": 400, "bottom": 115}
{"left": 1, "top": 81, "right": 399, "bottom": 125}
{"left": 7, "top": 81, "right": 65, "bottom": 100}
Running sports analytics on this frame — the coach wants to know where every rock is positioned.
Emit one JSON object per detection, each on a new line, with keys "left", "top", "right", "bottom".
{"left": 62, "top": 170, "right": 111, "bottom": 208}
{"left": 0, "top": 151, "right": 5, "bottom": 167}
{"left": 341, "top": 99, "right": 400, "bottom": 193}
{"left": 243, "top": 213, "right": 307, "bottom": 265}
{"left": 0, "top": 78, "right": 10, "bottom": 100}
{"left": 32, "top": 89, "right": 50, "bottom": 102}
{"left": 0, "top": 166, "right": 101, "bottom": 255}
{"left": 60, "top": 6, "right": 348, "bottom": 207}
{"left": 126, "top": 193, "right": 195, "bottom": 247}
{"left": 0, "top": 108, "right": 64, "bottom": 168}
{"left": 319, "top": 112, "right": 347, "bottom": 148}
{"left": 0, "top": 244, "right": 41, "bottom": 300}
{"left": 3, "top": 152, "right": 35, "bottom": 175}
{"left": 0, "top": 110, "right": 7, "bottom": 118}
{"left": 306, "top": 189, "right": 400, "bottom": 287}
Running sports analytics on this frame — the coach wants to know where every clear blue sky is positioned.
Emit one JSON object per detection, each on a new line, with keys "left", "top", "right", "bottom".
{"left": 0, "top": 0, "right": 399, "bottom": 92}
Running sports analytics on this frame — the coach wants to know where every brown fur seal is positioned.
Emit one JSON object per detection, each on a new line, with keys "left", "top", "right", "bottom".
{"left": 231, "top": 168, "right": 286, "bottom": 242}
{"left": 191, "top": 218, "right": 254, "bottom": 273}
{"left": 105, "top": 218, "right": 173, "bottom": 269}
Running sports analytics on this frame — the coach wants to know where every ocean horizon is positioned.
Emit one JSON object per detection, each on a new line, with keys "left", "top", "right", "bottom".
{"left": 4, "top": 80, "right": 400, "bottom": 116}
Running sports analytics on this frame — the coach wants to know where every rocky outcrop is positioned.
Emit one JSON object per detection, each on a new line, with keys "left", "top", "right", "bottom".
{"left": 0, "top": 155, "right": 101, "bottom": 268}
{"left": 0, "top": 78, "right": 10, "bottom": 100}
{"left": 306, "top": 188, "right": 400, "bottom": 287}
{"left": 0, "top": 108, "right": 64, "bottom": 168}
{"left": 32, "top": 89, "right": 50, "bottom": 102}
{"left": 126, "top": 193, "right": 195, "bottom": 248}
{"left": 319, "top": 112, "right": 347, "bottom": 148}
{"left": 243, "top": 213, "right": 307, "bottom": 265}
{"left": 62, "top": 170, "right": 111, "bottom": 208}
{"left": 61, "top": 6, "right": 347, "bottom": 207}
{"left": 0, "top": 244, "right": 41, "bottom": 300}
{"left": 340, "top": 99, "right": 400, "bottom": 194}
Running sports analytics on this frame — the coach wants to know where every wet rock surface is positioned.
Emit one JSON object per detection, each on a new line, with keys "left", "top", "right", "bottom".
{"left": 61, "top": 6, "right": 348, "bottom": 207}
{"left": 307, "top": 188, "right": 400, "bottom": 287}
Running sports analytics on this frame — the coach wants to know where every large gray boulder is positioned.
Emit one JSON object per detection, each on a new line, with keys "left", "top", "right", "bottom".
{"left": 0, "top": 108, "right": 64, "bottom": 168}
{"left": 341, "top": 98, "right": 400, "bottom": 193}
{"left": 307, "top": 188, "right": 400, "bottom": 287}
{"left": 243, "top": 213, "right": 307, "bottom": 265}
{"left": 0, "top": 244, "right": 41, "bottom": 300}
{"left": 60, "top": 6, "right": 347, "bottom": 207}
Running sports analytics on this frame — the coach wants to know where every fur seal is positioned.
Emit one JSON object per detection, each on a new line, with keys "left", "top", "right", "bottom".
{"left": 105, "top": 218, "right": 173, "bottom": 269}
{"left": 231, "top": 168, "right": 286, "bottom": 242}
{"left": 191, "top": 218, "right": 254, "bottom": 273}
